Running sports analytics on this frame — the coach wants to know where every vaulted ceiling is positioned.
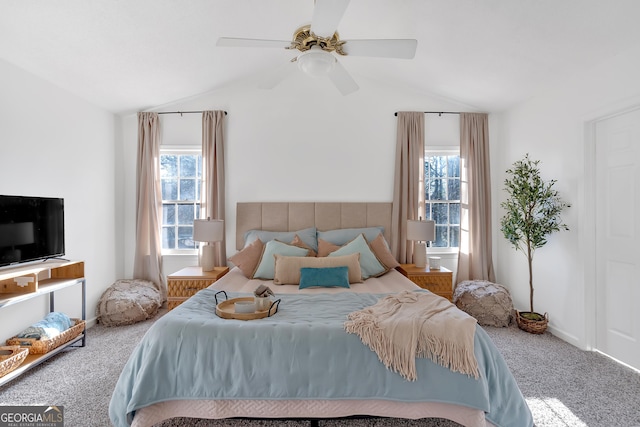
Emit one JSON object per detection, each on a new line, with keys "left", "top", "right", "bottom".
{"left": 2, "top": 0, "right": 639, "bottom": 114}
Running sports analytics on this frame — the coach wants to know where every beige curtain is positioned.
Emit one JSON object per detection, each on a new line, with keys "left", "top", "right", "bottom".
{"left": 134, "top": 112, "right": 166, "bottom": 299}
{"left": 201, "top": 111, "right": 226, "bottom": 266}
{"left": 457, "top": 113, "right": 496, "bottom": 284}
{"left": 391, "top": 112, "right": 424, "bottom": 263}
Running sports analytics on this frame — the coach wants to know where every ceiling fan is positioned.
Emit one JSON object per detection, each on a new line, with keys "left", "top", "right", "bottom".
{"left": 216, "top": 0, "right": 417, "bottom": 96}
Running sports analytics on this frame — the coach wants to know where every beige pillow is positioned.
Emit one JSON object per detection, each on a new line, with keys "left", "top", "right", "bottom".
{"left": 228, "top": 238, "right": 264, "bottom": 277}
{"left": 317, "top": 238, "right": 340, "bottom": 257}
{"left": 369, "top": 233, "right": 400, "bottom": 269}
{"left": 273, "top": 253, "right": 363, "bottom": 285}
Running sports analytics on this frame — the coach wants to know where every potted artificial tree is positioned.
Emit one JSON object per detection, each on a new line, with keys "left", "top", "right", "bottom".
{"left": 500, "top": 154, "right": 570, "bottom": 334}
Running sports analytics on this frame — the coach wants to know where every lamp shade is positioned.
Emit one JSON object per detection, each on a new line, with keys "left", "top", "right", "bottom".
{"left": 407, "top": 219, "right": 435, "bottom": 269}
{"left": 406, "top": 219, "right": 435, "bottom": 242}
{"left": 297, "top": 48, "right": 336, "bottom": 77}
{"left": 193, "top": 219, "right": 224, "bottom": 243}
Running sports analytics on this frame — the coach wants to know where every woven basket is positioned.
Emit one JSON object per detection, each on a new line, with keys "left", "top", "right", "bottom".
{"left": 6, "top": 319, "right": 85, "bottom": 355}
{"left": 516, "top": 311, "right": 548, "bottom": 334}
{"left": 0, "top": 346, "right": 29, "bottom": 378}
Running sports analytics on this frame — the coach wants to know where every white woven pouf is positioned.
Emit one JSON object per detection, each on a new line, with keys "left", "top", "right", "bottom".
{"left": 453, "top": 280, "right": 514, "bottom": 327}
{"left": 96, "top": 279, "right": 162, "bottom": 326}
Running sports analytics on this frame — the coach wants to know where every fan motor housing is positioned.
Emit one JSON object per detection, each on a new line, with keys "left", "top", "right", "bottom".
{"left": 290, "top": 25, "right": 346, "bottom": 55}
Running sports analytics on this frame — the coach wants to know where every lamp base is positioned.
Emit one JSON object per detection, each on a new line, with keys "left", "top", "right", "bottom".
{"left": 413, "top": 242, "right": 427, "bottom": 268}
{"left": 201, "top": 244, "right": 216, "bottom": 272}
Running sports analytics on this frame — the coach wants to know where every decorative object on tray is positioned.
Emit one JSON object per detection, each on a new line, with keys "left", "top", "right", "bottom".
{"left": 234, "top": 300, "right": 256, "bottom": 313}
{"left": 0, "top": 346, "right": 29, "bottom": 378}
{"left": 96, "top": 279, "right": 162, "bottom": 326}
{"left": 215, "top": 290, "right": 280, "bottom": 320}
{"left": 500, "top": 154, "right": 570, "bottom": 334}
{"left": 454, "top": 280, "right": 514, "bottom": 327}
{"left": 6, "top": 312, "right": 85, "bottom": 355}
{"left": 253, "top": 284, "right": 274, "bottom": 310}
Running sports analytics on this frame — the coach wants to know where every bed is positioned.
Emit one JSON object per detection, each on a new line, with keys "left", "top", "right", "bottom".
{"left": 109, "top": 202, "right": 533, "bottom": 427}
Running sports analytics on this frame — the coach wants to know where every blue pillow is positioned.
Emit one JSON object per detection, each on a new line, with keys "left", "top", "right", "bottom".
{"left": 245, "top": 227, "right": 317, "bottom": 251}
{"left": 328, "top": 234, "right": 388, "bottom": 279}
{"left": 317, "top": 227, "right": 384, "bottom": 246}
{"left": 252, "top": 240, "right": 310, "bottom": 280}
{"left": 299, "top": 266, "right": 350, "bottom": 289}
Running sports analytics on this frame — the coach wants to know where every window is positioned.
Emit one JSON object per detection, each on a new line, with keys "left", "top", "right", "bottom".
{"left": 160, "top": 150, "right": 202, "bottom": 252}
{"left": 424, "top": 152, "right": 460, "bottom": 249}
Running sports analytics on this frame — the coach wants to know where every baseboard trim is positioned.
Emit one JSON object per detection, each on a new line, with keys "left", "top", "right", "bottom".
{"left": 547, "top": 325, "right": 584, "bottom": 350}
{"left": 85, "top": 317, "right": 98, "bottom": 329}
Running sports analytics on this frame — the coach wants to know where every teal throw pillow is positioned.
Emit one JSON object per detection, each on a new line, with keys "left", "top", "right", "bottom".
{"left": 299, "top": 266, "right": 350, "bottom": 289}
{"left": 328, "top": 234, "right": 388, "bottom": 279}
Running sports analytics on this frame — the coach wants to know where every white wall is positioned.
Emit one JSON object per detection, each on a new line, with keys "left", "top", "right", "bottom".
{"left": 0, "top": 59, "right": 119, "bottom": 336}
{"left": 493, "top": 44, "right": 640, "bottom": 348}
{"left": 3, "top": 30, "right": 637, "bottom": 356}
{"left": 119, "top": 70, "right": 473, "bottom": 279}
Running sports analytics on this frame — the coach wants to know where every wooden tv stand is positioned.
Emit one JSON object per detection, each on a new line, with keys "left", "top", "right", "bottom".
{"left": 0, "top": 259, "right": 86, "bottom": 386}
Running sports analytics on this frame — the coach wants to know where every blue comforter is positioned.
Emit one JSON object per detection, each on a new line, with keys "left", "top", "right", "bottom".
{"left": 109, "top": 289, "right": 533, "bottom": 427}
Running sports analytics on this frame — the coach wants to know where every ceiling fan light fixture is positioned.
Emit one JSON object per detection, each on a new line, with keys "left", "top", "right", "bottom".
{"left": 297, "top": 49, "right": 336, "bottom": 77}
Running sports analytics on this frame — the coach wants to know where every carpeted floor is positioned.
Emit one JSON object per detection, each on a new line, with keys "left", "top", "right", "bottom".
{"left": 156, "top": 419, "right": 461, "bottom": 427}
{"left": 1, "top": 311, "right": 639, "bottom": 427}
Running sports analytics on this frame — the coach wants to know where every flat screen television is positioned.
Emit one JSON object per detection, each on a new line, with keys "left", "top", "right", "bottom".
{"left": 0, "top": 195, "right": 65, "bottom": 268}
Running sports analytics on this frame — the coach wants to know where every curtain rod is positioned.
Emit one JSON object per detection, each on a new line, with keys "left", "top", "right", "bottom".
{"left": 156, "top": 111, "right": 227, "bottom": 116}
{"left": 394, "top": 111, "right": 460, "bottom": 117}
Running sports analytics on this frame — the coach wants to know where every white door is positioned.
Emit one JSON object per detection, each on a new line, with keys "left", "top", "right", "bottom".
{"left": 594, "top": 107, "right": 640, "bottom": 370}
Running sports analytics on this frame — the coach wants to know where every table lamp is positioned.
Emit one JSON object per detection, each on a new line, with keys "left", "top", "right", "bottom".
{"left": 406, "top": 219, "right": 435, "bottom": 268}
{"left": 193, "top": 218, "right": 224, "bottom": 272}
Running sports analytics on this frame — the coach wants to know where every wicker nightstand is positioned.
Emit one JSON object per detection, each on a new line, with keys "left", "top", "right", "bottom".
{"left": 167, "top": 266, "right": 229, "bottom": 310}
{"left": 397, "top": 264, "right": 453, "bottom": 301}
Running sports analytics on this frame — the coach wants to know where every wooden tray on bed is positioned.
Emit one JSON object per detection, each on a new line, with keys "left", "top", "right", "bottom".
{"left": 214, "top": 291, "right": 280, "bottom": 320}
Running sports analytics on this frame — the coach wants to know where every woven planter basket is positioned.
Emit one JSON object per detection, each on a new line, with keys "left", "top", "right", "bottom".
{"left": 0, "top": 346, "right": 29, "bottom": 378}
{"left": 516, "top": 311, "right": 548, "bottom": 334}
{"left": 6, "top": 319, "right": 85, "bottom": 355}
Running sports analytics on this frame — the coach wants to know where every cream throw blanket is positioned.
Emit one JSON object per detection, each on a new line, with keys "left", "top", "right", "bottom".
{"left": 344, "top": 290, "right": 479, "bottom": 381}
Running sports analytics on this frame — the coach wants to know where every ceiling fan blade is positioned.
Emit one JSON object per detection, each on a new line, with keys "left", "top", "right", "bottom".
{"left": 341, "top": 39, "right": 418, "bottom": 59}
{"left": 311, "top": 0, "right": 350, "bottom": 38}
{"left": 327, "top": 60, "right": 359, "bottom": 96}
{"left": 216, "top": 38, "right": 291, "bottom": 49}
{"left": 258, "top": 61, "right": 297, "bottom": 90}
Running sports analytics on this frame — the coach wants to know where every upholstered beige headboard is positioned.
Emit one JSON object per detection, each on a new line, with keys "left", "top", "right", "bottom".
{"left": 236, "top": 202, "right": 392, "bottom": 250}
